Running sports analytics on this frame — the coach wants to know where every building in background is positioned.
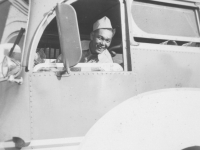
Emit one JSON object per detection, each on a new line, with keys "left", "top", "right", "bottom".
{"left": 0, "top": 0, "right": 28, "bottom": 48}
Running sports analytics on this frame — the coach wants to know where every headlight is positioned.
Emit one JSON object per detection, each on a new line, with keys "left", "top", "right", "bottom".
{"left": 1, "top": 56, "right": 21, "bottom": 78}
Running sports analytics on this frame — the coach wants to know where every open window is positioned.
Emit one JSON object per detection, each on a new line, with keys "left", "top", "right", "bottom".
{"left": 131, "top": 0, "right": 200, "bottom": 47}
{"left": 34, "top": 0, "right": 124, "bottom": 72}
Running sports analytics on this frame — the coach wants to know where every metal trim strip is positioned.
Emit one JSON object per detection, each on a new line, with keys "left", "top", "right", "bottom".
{"left": 0, "top": 137, "right": 84, "bottom": 149}
{"left": 148, "top": 0, "right": 197, "bottom": 7}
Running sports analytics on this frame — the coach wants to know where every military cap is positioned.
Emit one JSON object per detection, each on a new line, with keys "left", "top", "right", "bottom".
{"left": 93, "top": 16, "right": 113, "bottom": 31}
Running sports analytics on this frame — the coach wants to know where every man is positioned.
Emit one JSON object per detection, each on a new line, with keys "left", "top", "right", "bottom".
{"left": 79, "top": 16, "right": 115, "bottom": 63}
{"left": 35, "top": 16, "right": 115, "bottom": 64}
{"left": 56, "top": 16, "right": 115, "bottom": 63}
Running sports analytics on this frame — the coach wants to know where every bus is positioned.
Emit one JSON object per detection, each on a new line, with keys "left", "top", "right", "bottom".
{"left": 1, "top": 0, "right": 200, "bottom": 149}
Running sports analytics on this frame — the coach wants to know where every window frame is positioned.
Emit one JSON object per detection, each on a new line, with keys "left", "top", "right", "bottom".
{"left": 28, "top": 0, "right": 78, "bottom": 71}
{"left": 30, "top": 0, "right": 126, "bottom": 72}
{"left": 129, "top": 0, "right": 200, "bottom": 43}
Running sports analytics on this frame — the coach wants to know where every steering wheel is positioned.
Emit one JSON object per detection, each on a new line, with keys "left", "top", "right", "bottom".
{"left": 108, "top": 43, "right": 122, "bottom": 57}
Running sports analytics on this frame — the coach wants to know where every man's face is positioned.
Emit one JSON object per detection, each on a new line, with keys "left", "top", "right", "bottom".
{"left": 90, "top": 29, "right": 113, "bottom": 54}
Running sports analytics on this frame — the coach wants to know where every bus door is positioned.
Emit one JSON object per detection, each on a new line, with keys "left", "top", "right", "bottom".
{"left": 27, "top": 0, "right": 137, "bottom": 141}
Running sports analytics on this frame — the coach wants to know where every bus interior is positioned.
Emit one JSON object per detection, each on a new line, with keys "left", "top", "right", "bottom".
{"left": 36, "top": 0, "right": 123, "bottom": 71}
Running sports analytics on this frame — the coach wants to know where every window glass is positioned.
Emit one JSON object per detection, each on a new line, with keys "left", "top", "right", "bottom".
{"left": 131, "top": 1, "right": 199, "bottom": 38}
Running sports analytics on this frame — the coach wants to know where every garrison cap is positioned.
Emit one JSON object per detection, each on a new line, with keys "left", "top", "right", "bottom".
{"left": 93, "top": 16, "right": 113, "bottom": 31}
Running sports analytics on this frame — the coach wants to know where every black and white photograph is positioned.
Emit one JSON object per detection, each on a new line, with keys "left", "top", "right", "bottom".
{"left": 0, "top": 0, "right": 200, "bottom": 150}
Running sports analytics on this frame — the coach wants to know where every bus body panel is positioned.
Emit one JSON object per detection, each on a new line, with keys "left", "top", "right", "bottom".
{"left": 30, "top": 72, "right": 137, "bottom": 139}
{"left": 131, "top": 44, "right": 200, "bottom": 94}
{"left": 0, "top": 70, "right": 30, "bottom": 141}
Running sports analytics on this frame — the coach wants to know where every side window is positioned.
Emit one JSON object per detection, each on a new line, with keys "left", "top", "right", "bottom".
{"left": 34, "top": 1, "right": 124, "bottom": 72}
{"left": 131, "top": 0, "right": 200, "bottom": 47}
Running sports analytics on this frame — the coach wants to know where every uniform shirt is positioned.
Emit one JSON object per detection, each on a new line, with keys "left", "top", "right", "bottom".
{"left": 80, "top": 49, "right": 113, "bottom": 63}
